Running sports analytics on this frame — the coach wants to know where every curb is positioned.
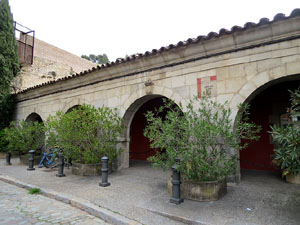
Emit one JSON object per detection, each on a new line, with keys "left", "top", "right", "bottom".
{"left": 0, "top": 175, "right": 142, "bottom": 225}
{"left": 146, "top": 208, "right": 208, "bottom": 225}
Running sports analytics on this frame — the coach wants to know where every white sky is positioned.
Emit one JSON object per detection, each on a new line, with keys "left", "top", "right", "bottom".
{"left": 9, "top": 0, "right": 300, "bottom": 61}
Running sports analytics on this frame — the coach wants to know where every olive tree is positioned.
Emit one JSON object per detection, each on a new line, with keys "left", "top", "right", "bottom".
{"left": 144, "top": 94, "right": 261, "bottom": 182}
{"left": 46, "top": 104, "right": 123, "bottom": 164}
{"left": 3, "top": 120, "right": 45, "bottom": 155}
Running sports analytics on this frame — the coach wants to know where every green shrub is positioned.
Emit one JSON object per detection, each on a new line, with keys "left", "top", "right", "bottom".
{"left": 144, "top": 94, "right": 261, "bottom": 182}
{"left": 0, "top": 129, "right": 8, "bottom": 152}
{"left": 271, "top": 125, "right": 300, "bottom": 176}
{"left": 46, "top": 104, "right": 123, "bottom": 164}
{"left": 3, "top": 120, "right": 45, "bottom": 155}
{"left": 270, "top": 88, "right": 300, "bottom": 176}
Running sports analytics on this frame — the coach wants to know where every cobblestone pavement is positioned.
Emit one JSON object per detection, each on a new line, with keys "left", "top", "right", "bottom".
{"left": 0, "top": 180, "right": 110, "bottom": 225}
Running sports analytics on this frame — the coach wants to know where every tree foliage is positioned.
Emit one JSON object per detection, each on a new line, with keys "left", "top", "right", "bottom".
{"left": 3, "top": 120, "right": 45, "bottom": 155}
{"left": 81, "top": 54, "right": 109, "bottom": 64}
{"left": 0, "top": 93, "right": 15, "bottom": 129}
{"left": 144, "top": 94, "right": 261, "bottom": 182}
{"left": 46, "top": 104, "right": 123, "bottom": 164}
{"left": 0, "top": 0, "right": 19, "bottom": 130}
{"left": 290, "top": 88, "right": 300, "bottom": 116}
{"left": 271, "top": 88, "right": 300, "bottom": 176}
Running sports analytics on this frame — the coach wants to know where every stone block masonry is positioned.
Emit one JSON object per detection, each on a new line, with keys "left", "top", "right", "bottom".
{"left": 13, "top": 38, "right": 95, "bottom": 91}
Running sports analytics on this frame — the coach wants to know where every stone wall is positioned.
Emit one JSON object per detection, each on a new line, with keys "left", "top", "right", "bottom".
{"left": 33, "top": 39, "right": 95, "bottom": 73}
{"left": 13, "top": 56, "right": 73, "bottom": 92}
{"left": 13, "top": 38, "right": 95, "bottom": 91}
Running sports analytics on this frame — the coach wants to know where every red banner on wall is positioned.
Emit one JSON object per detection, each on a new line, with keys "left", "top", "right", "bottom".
{"left": 197, "top": 75, "right": 217, "bottom": 98}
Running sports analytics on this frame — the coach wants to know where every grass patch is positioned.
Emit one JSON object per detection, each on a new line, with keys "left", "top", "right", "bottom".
{"left": 28, "top": 188, "right": 41, "bottom": 195}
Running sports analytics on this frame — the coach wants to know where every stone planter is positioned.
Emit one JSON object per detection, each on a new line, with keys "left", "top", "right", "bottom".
{"left": 19, "top": 154, "right": 42, "bottom": 166}
{"left": 286, "top": 173, "right": 300, "bottom": 184}
{"left": 0, "top": 152, "right": 5, "bottom": 159}
{"left": 168, "top": 176, "right": 227, "bottom": 201}
{"left": 72, "top": 162, "right": 101, "bottom": 176}
{"left": 72, "top": 161, "right": 116, "bottom": 176}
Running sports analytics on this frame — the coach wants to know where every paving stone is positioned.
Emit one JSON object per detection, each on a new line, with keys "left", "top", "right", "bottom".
{"left": 0, "top": 180, "right": 110, "bottom": 225}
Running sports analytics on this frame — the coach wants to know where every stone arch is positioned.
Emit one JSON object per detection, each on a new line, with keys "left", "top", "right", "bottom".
{"left": 233, "top": 73, "right": 300, "bottom": 181}
{"left": 118, "top": 86, "right": 185, "bottom": 169}
{"left": 25, "top": 112, "right": 43, "bottom": 123}
{"left": 123, "top": 95, "right": 162, "bottom": 135}
{"left": 230, "top": 61, "right": 300, "bottom": 111}
{"left": 250, "top": 74, "right": 300, "bottom": 102}
{"left": 62, "top": 98, "right": 91, "bottom": 113}
{"left": 25, "top": 112, "right": 45, "bottom": 151}
{"left": 121, "top": 85, "right": 185, "bottom": 118}
{"left": 66, "top": 104, "right": 81, "bottom": 113}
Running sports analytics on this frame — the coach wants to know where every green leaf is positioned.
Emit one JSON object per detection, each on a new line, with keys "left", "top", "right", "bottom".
{"left": 144, "top": 92, "right": 261, "bottom": 181}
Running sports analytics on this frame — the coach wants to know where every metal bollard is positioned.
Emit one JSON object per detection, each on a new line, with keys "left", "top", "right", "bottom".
{"left": 99, "top": 156, "right": 110, "bottom": 187}
{"left": 27, "top": 150, "right": 35, "bottom": 171}
{"left": 56, "top": 151, "right": 65, "bottom": 177}
{"left": 170, "top": 165, "right": 184, "bottom": 204}
{"left": 66, "top": 157, "right": 72, "bottom": 169}
{"left": 6, "top": 149, "right": 12, "bottom": 165}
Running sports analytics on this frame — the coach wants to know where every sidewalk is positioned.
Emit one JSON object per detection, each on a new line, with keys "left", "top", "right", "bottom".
{"left": 0, "top": 158, "right": 299, "bottom": 225}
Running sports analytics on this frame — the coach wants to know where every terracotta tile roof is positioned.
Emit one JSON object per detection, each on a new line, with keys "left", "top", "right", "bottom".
{"left": 17, "top": 8, "right": 300, "bottom": 94}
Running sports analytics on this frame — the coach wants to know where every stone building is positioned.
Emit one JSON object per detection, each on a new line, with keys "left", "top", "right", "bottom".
{"left": 13, "top": 37, "right": 95, "bottom": 91}
{"left": 14, "top": 9, "right": 300, "bottom": 181}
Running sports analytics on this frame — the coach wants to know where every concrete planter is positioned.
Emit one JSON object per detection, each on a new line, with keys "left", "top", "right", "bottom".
{"left": 286, "top": 173, "right": 300, "bottom": 184}
{"left": 72, "top": 162, "right": 115, "bottom": 176}
{"left": 0, "top": 152, "right": 5, "bottom": 159}
{"left": 19, "top": 154, "right": 42, "bottom": 166}
{"left": 0, "top": 152, "right": 19, "bottom": 159}
{"left": 168, "top": 176, "right": 227, "bottom": 201}
{"left": 72, "top": 162, "right": 101, "bottom": 176}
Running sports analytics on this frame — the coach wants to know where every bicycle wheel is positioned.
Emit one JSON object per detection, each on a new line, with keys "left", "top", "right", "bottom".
{"left": 50, "top": 157, "right": 58, "bottom": 169}
{"left": 42, "top": 159, "right": 50, "bottom": 168}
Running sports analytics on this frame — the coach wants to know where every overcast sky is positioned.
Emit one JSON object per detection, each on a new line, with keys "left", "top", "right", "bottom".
{"left": 9, "top": 0, "right": 300, "bottom": 61}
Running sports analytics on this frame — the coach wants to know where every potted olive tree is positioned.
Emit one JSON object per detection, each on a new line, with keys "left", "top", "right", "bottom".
{"left": 270, "top": 88, "right": 300, "bottom": 184}
{"left": 3, "top": 120, "right": 45, "bottom": 165}
{"left": 46, "top": 104, "right": 123, "bottom": 176}
{"left": 144, "top": 94, "right": 261, "bottom": 201}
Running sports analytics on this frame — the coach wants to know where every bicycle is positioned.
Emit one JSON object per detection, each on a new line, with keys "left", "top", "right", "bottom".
{"left": 38, "top": 148, "right": 59, "bottom": 168}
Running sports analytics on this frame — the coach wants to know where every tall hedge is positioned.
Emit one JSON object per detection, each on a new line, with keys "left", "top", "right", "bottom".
{"left": 0, "top": 0, "right": 19, "bottom": 130}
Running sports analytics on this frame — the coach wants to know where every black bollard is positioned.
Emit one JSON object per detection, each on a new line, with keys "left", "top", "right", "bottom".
{"left": 5, "top": 149, "right": 12, "bottom": 165}
{"left": 56, "top": 151, "right": 65, "bottom": 177}
{"left": 66, "top": 157, "right": 72, "bottom": 169}
{"left": 99, "top": 156, "right": 110, "bottom": 187}
{"left": 27, "top": 150, "right": 35, "bottom": 171}
{"left": 170, "top": 165, "right": 183, "bottom": 204}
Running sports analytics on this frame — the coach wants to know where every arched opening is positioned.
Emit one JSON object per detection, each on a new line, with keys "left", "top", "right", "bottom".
{"left": 25, "top": 112, "right": 43, "bottom": 123}
{"left": 25, "top": 112, "right": 45, "bottom": 153}
{"left": 240, "top": 76, "right": 300, "bottom": 172}
{"left": 66, "top": 105, "right": 81, "bottom": 113}
{"left": 130, "top": 97, "right": 167, "bottom": 162}
{"left": 121, "top": 95, "right": 179, "bottom": 167}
